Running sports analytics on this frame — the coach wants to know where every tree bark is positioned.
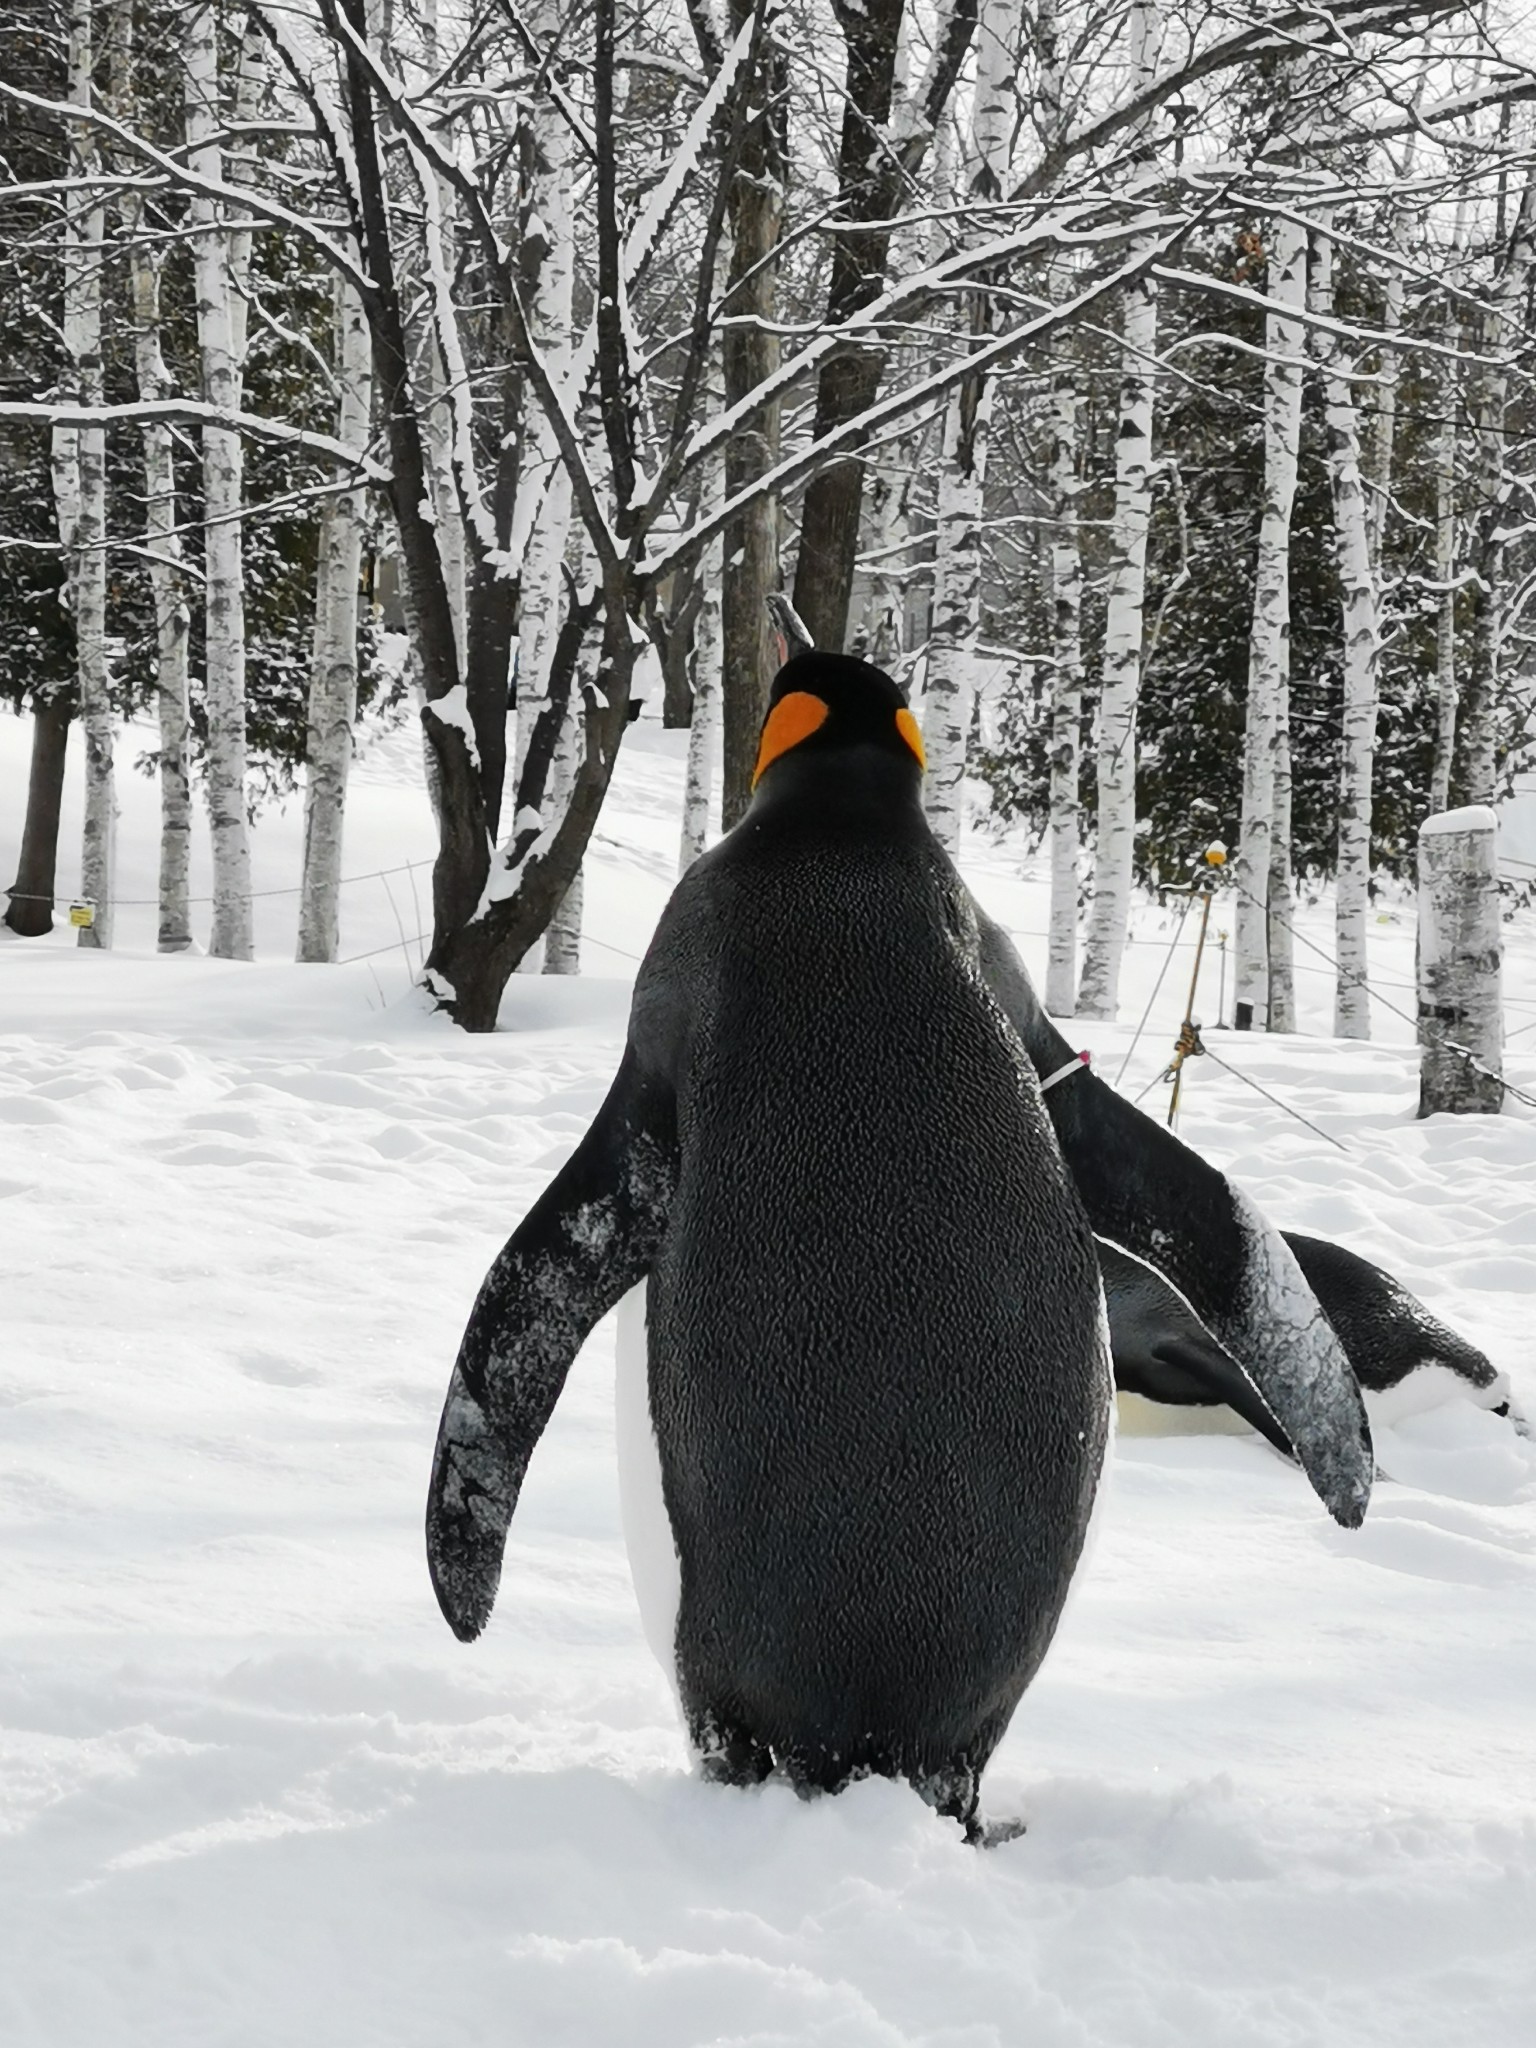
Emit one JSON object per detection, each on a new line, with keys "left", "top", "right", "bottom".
{"left": 1267, "top": 673, "right": 1297, "bottom": 1033}
{"left": 108, "top": 0, "right": 191, "bottom": 947}
{"left": 1429, "top": 386, "right": 1457, "bottom": 816}
{"left": 186, "top": 1, "right": 254, "bottom": 959}
{"left": 298, "top": 274, "right": 373, "bottom": 963}
{"left": 510, "top": 0, "right": 576, "bottom": 800}
{"left": 1366, "top": 257, "right": 1402, "bottom": 572}
{"left": 1037, "top": 0, "right": 1080, "bottom": 1019}
{"left": 719, "top": 0, "right": 785, "bottom": 829}
{"left": 1233, "top": 212, "right": 1306, "bottom": 1030}
{"left": 53, "top": 0, "right": 113, "bottom": 951}
{"left": 4, "top": 686, "right": 77, "bottom": 937}
{"left": 1045, "top": 364, "right": 1083, "bottom": 1017}
{"left": 1313, "top": 219, "right": 1382, "bottom": 1041}
{"left": 1459, "top": 172, "right": 1536, "bottom": 807}
{"left": 920, "top": 0, "right": 1013, "bottom": 857}
{"left": 790, "top": 0, "right": 977, "bottom": 653}
{"left": 680, "top": 428, "right": 724, "bottom": 871}
{"left": 542, "top": 695, "right": 584, "bottom": 974}
{"left": 1075, "top": 263, "right": 1156, "bottom": 1019}
{"left": 1075, "top": 0, "right": 1162, "bottom": 1022}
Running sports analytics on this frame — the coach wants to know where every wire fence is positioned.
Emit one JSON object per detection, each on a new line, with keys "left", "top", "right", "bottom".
{"left": 12, "top": 843, "right": 1536, "bottom": 1116}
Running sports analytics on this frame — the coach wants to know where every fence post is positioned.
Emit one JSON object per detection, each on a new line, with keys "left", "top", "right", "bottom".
{"left": 1417, "top": 806, "right": 1503, "bottom": 1117}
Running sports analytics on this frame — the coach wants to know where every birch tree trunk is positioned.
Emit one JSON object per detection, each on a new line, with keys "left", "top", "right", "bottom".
{"left": 719, "top": 0, "right": 785, "bottom": 828}
{"left": 1429, "top": 388, "right": 1458, "bottom": 816}
{"left": 1366, "top": 257, "right": 1403, "bottom": 572}
{"left": 1267, "top": 677, "right": 1297, "bottom": 1033}
{"left": 1035, "top": 0, "right": 1080, "bottom": 1018}
{"left": 54, "top": 0, "right": 113, "bottom": 950}
{"left": 1045, "top": 363, "right": 1084, "bottom": 1017}
{"left": 921, "top": 0, "right": 1014, "bottom": 855}
{"left": 1313, "top": 220, "right": 1382, "bottom": 1040}
{"left": 1074, "top": 278, "right": 1155, "bottom": 1018}
{"left": 680, "top": 360, "right": 725, "bottom": 873}
{"left": 855, "top": 462, "right": 911, "bottom": 667}
{"left": 680, "top": 531, "right": 722, "bottom": 873}
{"left": 542, "top": 690, "right": 584, "bottom": 973}
{"left": 186, "top": 1, "right": 253, "bottom": 959}
{"left": 298, "top": 274, "right": 373, "bottom": 963}
{"left": 510, "top": 0, "right": 576, "bottom": 793}
{"left": 1459, "top": 173, "right": 1536, "bottom": 808}
{"left": 1233, "top": 212, "right": 1306, "bottom": 1030}
{"left": 1075, "top": 0, "right": 1161, "bottom": 1020}
{"left": 412, "top": 0, "right": 468, "bottom": 677}
{"left": 111, "top": 0, "right": 191, "bottom": 951}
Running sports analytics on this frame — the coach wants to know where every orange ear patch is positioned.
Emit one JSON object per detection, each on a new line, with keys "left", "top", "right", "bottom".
{"left": 753, "top": 691, "right": 829, "bottom": 786}
{"left": 896, "top": 707, "right": 926, "bottom": 770}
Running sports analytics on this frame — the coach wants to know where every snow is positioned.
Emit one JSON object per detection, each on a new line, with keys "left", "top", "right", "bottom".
{"left": 1421, "top": 804, "right": 1498, "bottom": 836}
{"left": 4, "top": 720, "right": 1536, "bottom": 2046}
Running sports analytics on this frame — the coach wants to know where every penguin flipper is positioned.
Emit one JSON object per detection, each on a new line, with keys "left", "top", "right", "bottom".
{"left": 1099, "top": 1237, "right": 1294, "bottom": 1459}
{"left": 971, "top": 904, "right": 1373, "bottom": 1529}
{"left": 426, "top": 1051, "right": 677, "bottom": 1642}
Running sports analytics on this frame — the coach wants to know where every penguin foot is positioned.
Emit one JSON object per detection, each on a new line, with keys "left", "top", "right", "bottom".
{"left": 965, "top": 1814, "right": 1028, "bottom": 1850}
{"left": 692, "top": 1712, "right": 773, "bottom": 1788}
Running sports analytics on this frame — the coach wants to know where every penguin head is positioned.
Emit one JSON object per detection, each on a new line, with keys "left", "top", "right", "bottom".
{"left": 751, "top": 652, "right": 925, "bottom": 796}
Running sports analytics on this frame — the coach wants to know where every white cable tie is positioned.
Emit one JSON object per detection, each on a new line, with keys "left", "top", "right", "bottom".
{"left": 1040, "top": 1050, "right": 1091, "bottom": 1092}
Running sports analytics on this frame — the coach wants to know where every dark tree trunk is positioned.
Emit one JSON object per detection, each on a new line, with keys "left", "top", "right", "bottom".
{"left": 426, "top": 593, "right": 639, "bottom": 1029}
{"left": 658, "top": 568, "right": 700, "bottom": 727}
{"left": 790, "top": 0, "right": 977, "bottom": 653}
{"left": 5, "top": 686, "right": 76, "bottom": 937}
{"left": 719, "top": 0, "right": 787, "bottom": 828}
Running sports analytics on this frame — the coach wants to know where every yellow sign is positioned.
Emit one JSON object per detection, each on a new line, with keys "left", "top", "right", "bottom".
{"left": 68, "top": 903, "right": 95, "bottom": 928}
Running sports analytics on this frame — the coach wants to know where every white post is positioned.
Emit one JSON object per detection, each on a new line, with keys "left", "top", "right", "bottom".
{"left": 1417, "top": 806, "right": 1503, "bottom": 1117}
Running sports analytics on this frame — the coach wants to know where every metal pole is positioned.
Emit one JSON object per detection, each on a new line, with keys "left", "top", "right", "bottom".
{"left": 1167, "top": 885, "right": 1214, "bottom": 1127}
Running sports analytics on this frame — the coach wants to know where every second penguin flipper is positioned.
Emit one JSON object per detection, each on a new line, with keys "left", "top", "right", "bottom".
{"left": 972, "top": 904, "right": 1372, "bottom": 1529}
{"left": 426, "top": 1051, "right": 677, "bottom": 1643}
{"left": 1099, "top": 1238, "right": 1293, "bottom": 1458}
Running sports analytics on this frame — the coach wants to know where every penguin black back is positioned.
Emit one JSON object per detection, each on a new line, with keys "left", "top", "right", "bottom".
{"left": 427, "top": 651, "right": 1111, "bottom": 1831}
{"left": 635, "top": 654, "right": 1110, "bottom": 1815}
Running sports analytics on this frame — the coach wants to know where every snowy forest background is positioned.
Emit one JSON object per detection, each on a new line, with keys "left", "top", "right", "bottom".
{"left": 8, "top": 0, "right": 1536, "bottom": 1032}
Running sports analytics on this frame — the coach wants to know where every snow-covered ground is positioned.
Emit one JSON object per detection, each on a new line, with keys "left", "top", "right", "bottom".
{"left": 4, "top": 714, "right": 1536, "bottom": 2047}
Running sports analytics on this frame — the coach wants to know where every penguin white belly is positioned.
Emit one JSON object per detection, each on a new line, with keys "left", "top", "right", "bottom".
{"left": 1115, "top": 1391, "right": 1255, "bottom": 1436}
{"left": 1363, "top": 1360, "right": 1513, "bottom": 1430}
{"left": 613, "top": 1282, "right": 682, "bottom": 1692}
